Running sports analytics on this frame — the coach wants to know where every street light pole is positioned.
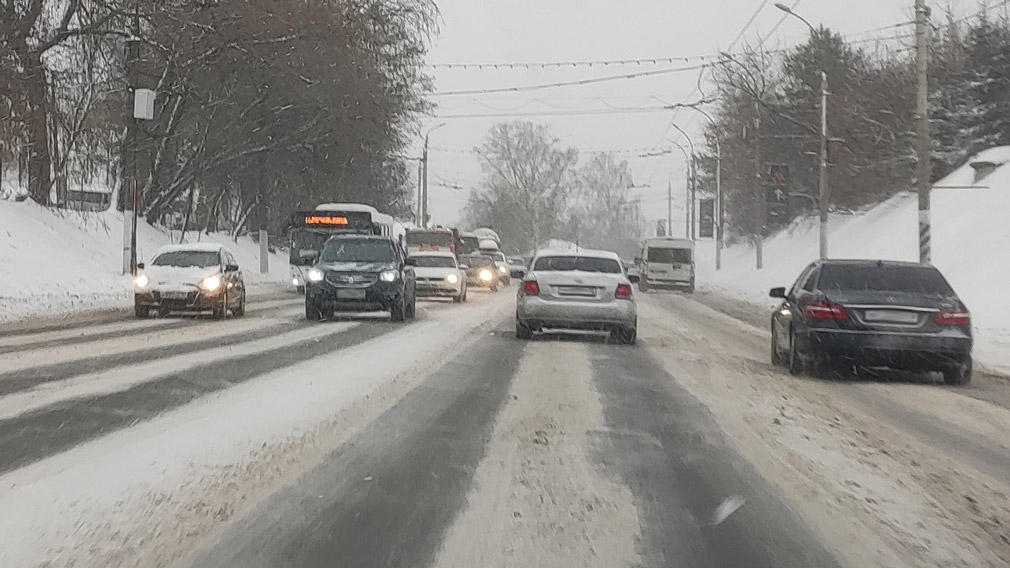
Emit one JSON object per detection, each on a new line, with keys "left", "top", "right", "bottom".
{"left": 776, "top": 2, "right": 830, "bottom": 259}
{"left": 670, "top": 123, "right": 697, "bottom": 240}
{"left": 421, "top": 121, "right": 446, "bottom": 229}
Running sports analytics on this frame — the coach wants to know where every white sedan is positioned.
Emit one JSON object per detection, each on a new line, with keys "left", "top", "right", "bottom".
{"left": 407, "top": 251, "right": 468, "bottom": 303}
{"left": 134, "top": 243, "right": 246, "bottom": 319}
{"left": 516, "top": 249, "right": 637, "bottom": 344}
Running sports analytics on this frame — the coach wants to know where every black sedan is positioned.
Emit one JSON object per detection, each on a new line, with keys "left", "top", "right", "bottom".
{"left": 770, "top": 259, "right": 973, "bottom": 384}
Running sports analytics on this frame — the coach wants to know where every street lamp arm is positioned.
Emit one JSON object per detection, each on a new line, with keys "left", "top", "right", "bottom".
{"left": 775, "top": 3, "right": 817, "bottom": 34}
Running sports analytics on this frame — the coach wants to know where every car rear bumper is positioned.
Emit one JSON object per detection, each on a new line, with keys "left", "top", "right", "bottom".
{"left": 804, "top": 328, "right": 972, "bottom": 368}
{"left": 306, "top": 281, "right": 404, "bottom": 311}
{"left": 517, "top": 296, "right": 636, "bottom": 330}
{"left": 415, "top": 282, "right": 462, "bottom": 297}
{"left": 136, "top": 289, "right": 224, "bottom": 311}
{"left": 644, "top": 276, "right": 693, "bottom": 287}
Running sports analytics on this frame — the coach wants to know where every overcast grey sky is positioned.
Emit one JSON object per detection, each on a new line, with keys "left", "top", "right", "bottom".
{"left": 414, "top": 0, "right": 983, "bottom": 227}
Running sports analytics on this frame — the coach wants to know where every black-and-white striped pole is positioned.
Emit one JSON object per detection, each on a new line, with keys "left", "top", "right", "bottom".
{"left": 915, "top": 0, "right": 932, "bottom": 263}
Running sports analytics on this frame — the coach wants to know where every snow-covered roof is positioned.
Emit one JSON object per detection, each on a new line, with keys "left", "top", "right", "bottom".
{"left": 315, "top": 203, "right": 380, "bottom": 214}
{"left": 532, "top": 247, "right": 622, "bottom": 261}
{"left": 154, "top": 242, "right": 228, "bottom": 254}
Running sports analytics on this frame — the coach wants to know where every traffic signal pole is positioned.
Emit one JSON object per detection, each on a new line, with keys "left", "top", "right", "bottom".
{"left": 818, "top": 70, "right": 829, "bottom": 260}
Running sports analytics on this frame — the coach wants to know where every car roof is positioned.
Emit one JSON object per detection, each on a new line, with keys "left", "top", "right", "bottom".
{"left": 325, "top": 233, "right": 391, "bottom": 241}
{"left": 816, "top": 259, "right": 933, "bottom": 269}
{"left": 533, "top": 248, "right": 622, "bottom": 262}
{"left": 408, "top": 250, "right": 455, "bottom": 257}
{"left": 154, "top": 243, "right": 225, "bottom": 255}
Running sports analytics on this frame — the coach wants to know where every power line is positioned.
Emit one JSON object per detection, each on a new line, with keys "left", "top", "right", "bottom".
{"left": 438, "top": 105, "right": 679, "bottom": 119}
{"left": 427, "top": 55, "right": 725, "bottom": 70}
{"left": 430, "top": 63, "right": 709, "bottom": 96}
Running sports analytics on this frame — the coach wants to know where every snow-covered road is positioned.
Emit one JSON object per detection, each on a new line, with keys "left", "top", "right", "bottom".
{"left": 0, "top": 287, "right": 1008, "bottom": 567}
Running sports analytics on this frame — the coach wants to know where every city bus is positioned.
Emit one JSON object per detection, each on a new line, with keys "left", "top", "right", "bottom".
{"left": 289, "top": 203, "right": 396, "bottom": 291}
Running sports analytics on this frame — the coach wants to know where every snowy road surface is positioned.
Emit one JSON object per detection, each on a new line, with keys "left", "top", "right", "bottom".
{"left": 1, "top": 289, "right": 1009, "bottom": 567}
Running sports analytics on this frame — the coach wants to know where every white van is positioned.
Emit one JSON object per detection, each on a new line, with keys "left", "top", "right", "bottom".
{"left": 639, "top": 238, "right": 695, "bottom": 293}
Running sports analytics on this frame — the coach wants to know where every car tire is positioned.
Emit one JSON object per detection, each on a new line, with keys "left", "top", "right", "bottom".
{"left": 453, "top": 290, "right": 463, "bottom": 303}
{"left": 296, "top": 285, "right": 305, "bottom": 295}
{"left": 491, "top": 283, "right": 499, "bottom": 292}
{"left": 462, "top": 287, "right": 468, "bottom": 302}
{"left": 135, "top": 302, "right": 150, "bottom": 319}
{"left": 638, "top": 278, "right": 649, "bottom": 292}
{"left": 408, "top": 293, "right": 418, "bottom": 320}
{"left": 391, "top": 295, "right": 406, "bottom": 322}
{"left": 943, "top": 358, "right": 972, "bottom": 386}
{"left": 305, "top": 300, "right": 324, "bottom": 321}
{"left": 213, "top": 292, "right": 228, "bottom": 320}
{"left": 614, "top": 326, "right": 637, "bottom": 346}
{"left": 232, "top": 292, "right": 246, "bottom": 317}
{"left": 788, "top": 328, "right": 806, "bottom": 376}
{"left": 516, "top": 319, "right": 533, "bottom": 340}
{"left": 770, "top": 321, "right": 782, "bottom": 366}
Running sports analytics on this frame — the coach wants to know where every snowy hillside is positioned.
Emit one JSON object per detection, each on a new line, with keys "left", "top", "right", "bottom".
{"left": 698, "top": 146, "right": 1010, "bottom": 373}
{"left": 0, "top": 198, "right": 289, "bottom": 323}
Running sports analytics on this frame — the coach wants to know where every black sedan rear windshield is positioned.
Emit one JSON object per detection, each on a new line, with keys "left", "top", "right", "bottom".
{"left": 533, "top": 256, "right": 622, "bottom": 273}
{"left": 321, "top": 239, "right": 396, "bottom": 263}
{"left": 818, "top": 265, "right": 954, "bottom": 295}
{"left": 647, "top": 247, "right": 691, "bottom": 264}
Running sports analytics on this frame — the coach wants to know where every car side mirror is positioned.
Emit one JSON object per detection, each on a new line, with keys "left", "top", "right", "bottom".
{"left": 226, "top": 264, "right": 239, "bottom": 273}
{"left": 405, "top": 258, "right": 417, "bottom": 266}
{"left": 633, "top": 257, "right": 642, "bottom": 265}
{"left": 459, "top": 264, "right": 469, "bottom": 270}
{"left": 769, "top": 287, "right": 786, "bottom": 299}
{"left": 628, "top": 274, "right": 641, "bottom": 284}
{"left": 137, "top": 262, "right": 145, "bottom": 269}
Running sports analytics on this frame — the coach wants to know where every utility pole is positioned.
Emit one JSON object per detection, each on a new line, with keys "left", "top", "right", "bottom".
{"left": 690, "top": 154, "right": 697, "bottom": 241}
{"left": 421, "top": 122, "right": 446, "bottom": 229}
{"left": 416, "top": 162, "right": 423, "bottom": 225}
{"left": 666, "top": 180, "right": 672, "bottom": 239}
{"left": 421, "top": 142, "right": 429, "bottom": 229}
{"left": 684, "top": 171, "right": 690, "bottom": 238}
{"left": 915, "top": 0, "right": 932, "bottom": 263}
{"left": 121, "top": 5, "right": 141, "bottom": 275}
{"left": 754, "top": 101, "right": 763, "bottom": 270}
{"left": 818, "top": 70, "right": 829, "bottom": 259}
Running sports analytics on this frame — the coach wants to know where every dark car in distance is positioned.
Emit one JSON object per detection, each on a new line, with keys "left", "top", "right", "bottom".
{"left": 770, "top": 259, "right": 973, "bottom": 384}
{"left": 304, "top": 235, "right": 417, "bottom": 322}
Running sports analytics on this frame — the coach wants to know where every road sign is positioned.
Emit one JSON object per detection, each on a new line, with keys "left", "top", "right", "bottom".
{"left": 699, "top": 198, "right": 714, "bottom": 238}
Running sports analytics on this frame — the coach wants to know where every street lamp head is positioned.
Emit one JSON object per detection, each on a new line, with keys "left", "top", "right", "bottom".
{"left": 774, "top": 3, "right": 792, "bottom": 13}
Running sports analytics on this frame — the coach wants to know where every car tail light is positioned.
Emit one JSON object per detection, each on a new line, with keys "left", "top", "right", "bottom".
{"left": 805, "top": 301, "right": 848, "bottom": 320}
{"left": 522, "top": 280, "right": 540, "bottom": 295}
{"left": 936, "top": 308, "right": 970, "bottom": 326}
{"left": 616, "top": 283, "right": 633, "bottom": 299}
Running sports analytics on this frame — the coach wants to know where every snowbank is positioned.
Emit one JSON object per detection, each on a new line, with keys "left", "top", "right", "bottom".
{"left": 0, "top": 198, "right": 289, "bottom": 323}
{"left": 698, "top": 146, "right": 1010, "bottom": 373}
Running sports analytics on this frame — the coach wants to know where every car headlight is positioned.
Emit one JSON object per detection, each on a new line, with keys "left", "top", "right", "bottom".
{"left": 379, "top": 270, "right": 398, "bottom": 282}
{"left": 446, "top": 273, "right": 459, "bottom": 284}
{"left": 498, "top": 265, "right": 507, "bottom": 274}
{"left": 307, "top": 268, "right": 324, "bottom": 282}
{"left": 134, "top": 274, "right": 149, "bottom": 288}
{"left": 200, "top": 275, "right": 222, "bottom": 291}
{"left": 479, "top": 269, "right": 493, "bottom": 281}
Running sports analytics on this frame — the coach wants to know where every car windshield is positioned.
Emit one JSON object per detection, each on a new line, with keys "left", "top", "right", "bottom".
{"left": 465, "top": 256, "right": 495, "bottom": 268}
{"left": 411, "top": 256, "right": 456, "bottom": 268}
{"left": 819, "top": 265, "right": 955, "bottom": 295}
{"left": 152, "top": 250, "right": 220, "bottom": 268}
{"left": 533, "top": 256, "right": 622, "bottom": 273}
{"left": 647, "top": 247, "right": 692, "bottom": 264}
{"left": 406, "top": 231, "right": 453, "bottom": 246}
{"left": 320, "top": 239, "right": 396, "bottom": 263}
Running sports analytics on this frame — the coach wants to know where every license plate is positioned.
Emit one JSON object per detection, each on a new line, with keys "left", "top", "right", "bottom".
{"left": 336, "top": 289, "right": 367, "bottom": 300}
{"left": 557, "top": 286, "right": 596, "bottom": 297}
{"left": 864, "top": 309, "right": 918, "bottom": 324}
{"left": 162, "top": 291, "right": 189, "bottom": 300}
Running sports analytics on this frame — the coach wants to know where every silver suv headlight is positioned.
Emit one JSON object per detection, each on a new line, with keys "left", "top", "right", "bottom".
{"left": 307, "top": 268, "right": 324, "bottom": 282}
{"left": 379, "top": 270, "right": 398, "bottom": 282}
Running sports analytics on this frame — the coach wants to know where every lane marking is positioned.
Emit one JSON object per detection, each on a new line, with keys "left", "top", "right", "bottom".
{"left": 0, "top": 322, "right": 358, "bottom": 421}
{"left": 0, "top": 318, "right": 184, "bottom": 350}
{"left": 0, "top": 317, "right": 293, "bottom": 375}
